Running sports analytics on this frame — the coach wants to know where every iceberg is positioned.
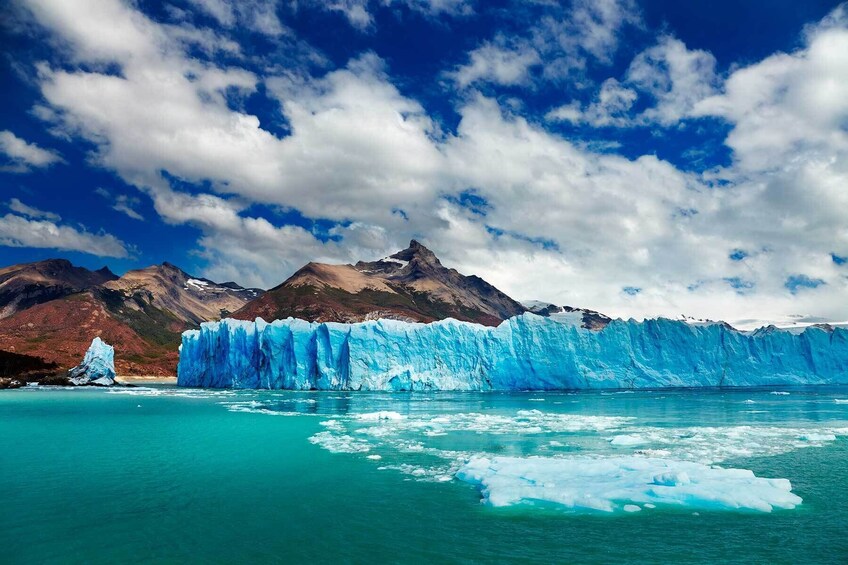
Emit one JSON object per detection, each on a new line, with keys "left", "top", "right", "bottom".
{"left": 68, "top": 337, "right": 117, "bottom": 386}
{"left": 455, "top": 456, "right": 802, "bottom": 513}
{"left": 176, "top": 314, "right": 848, "bottom": 390}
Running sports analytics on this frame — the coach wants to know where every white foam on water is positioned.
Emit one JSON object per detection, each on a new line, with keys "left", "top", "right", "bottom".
{"left": 456, "top": 456, "right": 802, "bottom": 513}
{"left": 770, "top": 392, "right": 790, "bottom": 396}
{"left": 834, "top": 399, "right": 848, "bottom": 404}
{"left": 798, "top": 433, "right": 836, "bottom": 441}
{"left": 620, "top": 425, "right": 848, "bottom": 463}
{"left": 310, "top": 408, "right": 848, "bottom": 470}
{"left": 105, "top": 387, "right": 237, "bottom": 399}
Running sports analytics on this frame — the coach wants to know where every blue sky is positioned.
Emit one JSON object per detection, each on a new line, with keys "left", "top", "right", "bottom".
{"left": 1, "top": 0, "right": 847, "bottom": 327}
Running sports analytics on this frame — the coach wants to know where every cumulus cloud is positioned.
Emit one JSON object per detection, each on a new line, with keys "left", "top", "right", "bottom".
{"left": 13, "top": 0, "right": 848, "bottom": 326}
{"left": 545, "top": 35, "right": 717, "bottom": 128}
{"left": 0, "top": 213, "right": 129, "bottom": 257}
{"left": 545, "top": 78, "right": 637, "bottom": 126}
{"left": 0, "top": 130, "right": 64, "bottom": 172}
{"left": 450, "top": 39, "right": 541, "bottom": 88}
{"left": 626, "top": 36, "right": 718, "bottom": 126}
{"left": 452, "top": 0, "right": 641, "bottom": 88}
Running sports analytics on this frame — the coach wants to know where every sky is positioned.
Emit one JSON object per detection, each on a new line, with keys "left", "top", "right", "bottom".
{"left": 1, "top": 0, "right": 847, "bottom": 328}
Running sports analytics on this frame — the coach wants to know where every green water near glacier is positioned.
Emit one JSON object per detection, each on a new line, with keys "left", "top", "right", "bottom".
{"left": 2, "top": 386, "right": 848, "bottom": 564}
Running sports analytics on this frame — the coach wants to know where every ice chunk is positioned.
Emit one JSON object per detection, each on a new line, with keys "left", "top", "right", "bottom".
{"left": 68, "top": 337, "right": 116, "bottom": 386}
{"left": 610, "top": 434, "right": 646, "bottom": 446}
{"left": 797, "top": 433, "right": 836, "bottom": 441}
{"left": 455, "top": 456, "right": 802, "bottom": 513}
{"left": 177, "top": 315, "right": 848, "bottom": 390}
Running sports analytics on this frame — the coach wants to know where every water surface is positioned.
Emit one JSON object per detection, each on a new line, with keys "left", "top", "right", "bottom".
{"left": 2, "top": 386, "right": 847, "bottom": 563}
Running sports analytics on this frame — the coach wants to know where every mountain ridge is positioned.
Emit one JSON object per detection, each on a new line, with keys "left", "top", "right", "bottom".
{"left": 233, "top": 240, "right": 526, "bottom": 326}
{"left": 0, "top": 259, "right": 262, "bottom": 375}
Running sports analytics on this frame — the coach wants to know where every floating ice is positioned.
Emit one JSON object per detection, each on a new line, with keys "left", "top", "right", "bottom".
{"left": 610, "top": 434, "right": 646, "bottom": 446}
{"left": 68, "top": 337, "right": 116, "bottom": 386}
{"left": 301, "top": 406, "right": 847, "bottom": 468}
{"left": 357, "top": 411, "right": 405, "bottom": 421}
{"left": 456, "top": 456, "right": 803, "bottom": 513}
{"left": 798, "top": 433, "right": 836, "bottom": 441}
{"left": 308, "top": 431, "right": 371, "bottom": 453}
{"left": 177, "top": 315, "right": 848, "bottom": 390}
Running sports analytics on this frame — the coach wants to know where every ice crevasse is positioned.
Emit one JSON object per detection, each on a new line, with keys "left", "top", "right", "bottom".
{"left": 176, "top": 314, "right": 848, "bottom": 390}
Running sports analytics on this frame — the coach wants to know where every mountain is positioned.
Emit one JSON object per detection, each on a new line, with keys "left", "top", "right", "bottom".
{"left": 102, "top": 262, "right": 262, "bottom": 326}
{"left": 0, "top": 260, "right": 262, "bottom": 375}
{"left": 233, "top": 240, "right": 526, "bottom": 326}
{"left": 0, "top": 259, "right": 117, "bottom": 319}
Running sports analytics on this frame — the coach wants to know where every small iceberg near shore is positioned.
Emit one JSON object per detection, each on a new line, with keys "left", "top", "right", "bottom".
{"left": 68, "top": 337, "right": 117, "bottom": 386}
{"left": 455, "top": 456, "right": 802, "bottom": 513}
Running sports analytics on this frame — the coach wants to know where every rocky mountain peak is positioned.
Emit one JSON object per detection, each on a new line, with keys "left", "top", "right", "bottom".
{"left": 159, "top": 261, "right": 189, "bottom": 277}
{"left": 235, "top": 240, "right": 526, "bottom": 326}
{"left": 391, "top": 240, "right": 439, "bottom": 264}
{"left": 94, "top": 266, "right": 118, "bottom": 281}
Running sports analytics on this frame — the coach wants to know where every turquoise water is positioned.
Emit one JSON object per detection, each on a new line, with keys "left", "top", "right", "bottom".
{"left": 2, "top": 386, "right": 848, "bottom": 563}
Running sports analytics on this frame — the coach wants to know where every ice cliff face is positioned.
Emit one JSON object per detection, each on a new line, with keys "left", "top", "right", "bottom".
{"left": 68, "top": 337, "right": 116, "bottom": 386}
{"left": 176, "top": 314, "right": 848, "bottom": 390}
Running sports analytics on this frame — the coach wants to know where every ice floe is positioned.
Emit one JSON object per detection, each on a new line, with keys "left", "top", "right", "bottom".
{"left": 455, "top": 456, "right": 803, "bottom": 513}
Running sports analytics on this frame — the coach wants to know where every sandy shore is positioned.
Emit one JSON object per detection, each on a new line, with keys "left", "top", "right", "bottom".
{"left": 116, "top": 375, "right": 177, "bottom": 385}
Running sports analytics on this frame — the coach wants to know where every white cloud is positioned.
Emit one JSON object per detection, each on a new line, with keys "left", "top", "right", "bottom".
{"left": 322, "top": 0, "right": 374, "bottom": 30}
{"left": 186, "top": 0, "right": 287, "bottom": 36}
{"left": 95, "top": 188, "right": 144, "bottom": 221}
{"left": 0, "top": 213, "right": 129, "bottom": 258}
{"left": 546, "top": 78, "right": 637, "bottom": 126}
{"left": 535, "top": 0, "right": 641, "bottom": 68}
{"left": 544, "top": 35, "right": 717, "bottom": 128}
{"left": 298, "top": 0, "right": 472, "bottom": 31}
{"left": 693, "top": 7, "right": 848, "bottom": 173}
{"left": 0, "top": 130, "right": 64, "bottom": 172}
{"left": 450, "top": 39, "right": 541, "bottom": 88}
{"left": 451, "top": 0, "right": 640, "bottom": 88}
{"left": 389, "top": 0, "right": 473, "bottom": 16}
{"left": 626, "top": 36, "right": 718, "bottom": 126}
{"left": 7, "top": 198, "right": 61, "bottom": 221}
{"left": 187, "top": 0, "right": 235, "bottom": 27}
{"left": 15, "top": 0, "right": 848, "bottom": 326}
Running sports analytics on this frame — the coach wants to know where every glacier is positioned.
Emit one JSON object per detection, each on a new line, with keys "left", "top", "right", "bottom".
{"left": 176, "top": 314, "right": 848, "bottom": 390}
{"left": 69, "top": 337, "right": 117, "bottom": 386}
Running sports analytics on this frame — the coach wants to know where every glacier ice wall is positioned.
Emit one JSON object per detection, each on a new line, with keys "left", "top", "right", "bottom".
{"left": 176, "top": 315, "right": 848, "bottom": 390}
